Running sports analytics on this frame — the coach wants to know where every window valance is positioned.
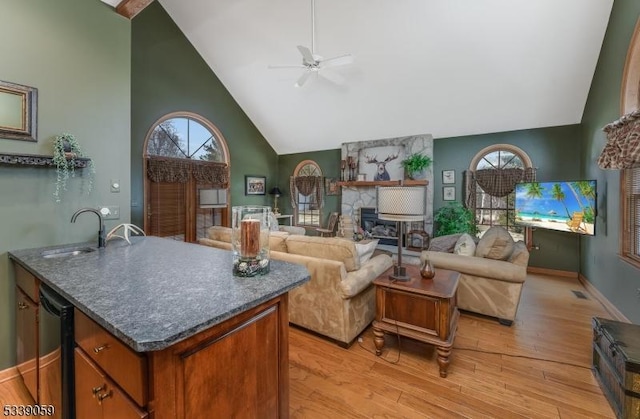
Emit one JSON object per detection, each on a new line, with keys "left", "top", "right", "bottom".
{"left": 147, "top": 157, "right": 229, "bottom": 187}
{"left": 598, "top": 109, "right": 640, "bottom": 170}
{"left": 289, "top": 176, "right": 323, "bottom": 208}
{"left": 464, "top": 167, "right": 536, "bottom": 208}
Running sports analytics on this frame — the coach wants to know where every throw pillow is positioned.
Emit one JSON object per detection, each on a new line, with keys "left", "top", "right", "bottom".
{"left": 355, "top": 239, "right": 379, "bottom": 265}
{"left": 453, "top": 233, "right": 476, "bottom": 256}
{"left": 475, "top": 226, "right": 515, "bottom": 260}
{"left": 428, "top": 234, "right": 462, "bottom": 253}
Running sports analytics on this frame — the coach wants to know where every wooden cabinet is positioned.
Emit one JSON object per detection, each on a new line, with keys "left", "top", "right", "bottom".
{"left": 373, "top": 266, "right": 459, "bottom": 378}
{"left": 15, "top": 286, "right": 38, "bottom": 401}
{"left": 74, "top": 349, "right": 147, "bottom": 419}
{"left": 74, "top": 294, "right": 289, "bottom": 419}
{"left": 592, "top": 317, "right": 640, "bottom": 418}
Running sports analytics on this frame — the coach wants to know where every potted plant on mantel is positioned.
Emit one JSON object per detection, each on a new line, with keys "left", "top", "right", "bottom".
{"left": 401, "top": 152, "right": 432, "bottom": 180}
{"left": 52, "top": 133, "right": 94, "bottom": 202}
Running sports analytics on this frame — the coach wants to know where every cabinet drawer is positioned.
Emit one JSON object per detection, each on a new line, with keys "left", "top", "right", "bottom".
{"left": 75, "top": 309, "right": 147, "bottom": 407}
{"left": 75, "top": 348, "right": 147, "bottom": 419}
{"left": 14, "top": 263, "right": 38, "bottom": 302}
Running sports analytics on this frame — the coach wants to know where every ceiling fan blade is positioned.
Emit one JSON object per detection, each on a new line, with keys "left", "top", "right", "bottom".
{"left": 295, "top": 71, "right": 313, "bottom": 88}
{"left": 297, "top": 45, "right": 315, "bottom": 65}
{"left": 320, "top": 54, "right": 354, "bottom": 68}
{"left": 268, "top": 64, "right": 306, "bottom": 69}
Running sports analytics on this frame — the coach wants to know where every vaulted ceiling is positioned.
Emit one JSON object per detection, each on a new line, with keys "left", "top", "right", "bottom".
{"left": 103, "top": 0, "right": 614, "bottom": 155}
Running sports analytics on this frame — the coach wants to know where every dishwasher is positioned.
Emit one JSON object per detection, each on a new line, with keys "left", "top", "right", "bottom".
{"left": 39, "top": 283, "right": 75, "bottom": 419}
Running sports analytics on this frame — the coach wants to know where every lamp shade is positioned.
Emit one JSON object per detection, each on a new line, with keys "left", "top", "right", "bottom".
{"left": 199, "top": 189, "right": 227, "bottom": 208}
{"left": 270, "top": 187, "right": 282, "bottom": 196}
{"left": 376, "top": 186, "right": 425, "bottom": 221}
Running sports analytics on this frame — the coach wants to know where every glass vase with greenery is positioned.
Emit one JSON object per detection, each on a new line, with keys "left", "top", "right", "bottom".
{"left": 52, "top": 133, "right": 94, "bottom": 202}
{"left": 400, "top": 153, "right": 432, "bottom": 180}
{"left": 433, "top": 201, "right": 479, "bottom": 237}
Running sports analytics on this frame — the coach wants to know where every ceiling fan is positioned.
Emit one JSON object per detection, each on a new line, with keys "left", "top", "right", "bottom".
{"left": 268, "top": 0, "right": 354, "bottom": 87}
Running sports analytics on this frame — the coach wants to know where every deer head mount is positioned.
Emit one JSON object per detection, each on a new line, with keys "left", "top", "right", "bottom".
{"left": 365, "top": 153, "right": 399, "bottom": 181}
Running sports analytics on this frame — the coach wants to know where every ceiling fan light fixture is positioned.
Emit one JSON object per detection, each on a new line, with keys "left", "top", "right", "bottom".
{"left": 268, "top": 0, "right": 353, "bottom": 88}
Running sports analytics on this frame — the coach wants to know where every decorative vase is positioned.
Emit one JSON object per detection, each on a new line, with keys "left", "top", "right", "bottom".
{"left": 231, "top": 206, "right": 270, "bottom": 277}
{"left": 408, "top": 169, "right": 427, "bottom": 180}
{"left": 420, "top": 257, "right": 436, "bottom": 279}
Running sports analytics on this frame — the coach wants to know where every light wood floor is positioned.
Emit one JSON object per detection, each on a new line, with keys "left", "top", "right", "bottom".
{"left": 1, "top": 273, "right": 616, "bottom": 418}
{"left": 289, "top": 273, "right": 616, "bottom": 418}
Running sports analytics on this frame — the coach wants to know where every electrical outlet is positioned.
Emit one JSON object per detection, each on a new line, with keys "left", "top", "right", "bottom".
{"left": 99, "top": 206, "right": 120, "bottom": 220}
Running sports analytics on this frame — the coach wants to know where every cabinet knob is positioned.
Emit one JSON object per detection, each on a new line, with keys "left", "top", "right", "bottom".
{"left": 91, "top": 385, "right": 105, "bottom": 396}
{"left": 97, "top": 390, "right": 112, "bottom": 405}
{"left": 17, "top": 301, "right": 29, "bottom": 310}
{"left": 93, "top": 344, "right": 108, "bottom": 354}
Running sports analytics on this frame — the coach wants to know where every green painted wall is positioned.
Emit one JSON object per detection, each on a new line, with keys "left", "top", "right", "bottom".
{"left": 581, "top": 0, "right": 640, "bottom": 323}
{"left": 130, "top": 3, "right": 278, "bottom": 227}
{"left": 0, "top": 0, "right": 130, "bottom": 370}
{"left": 278, "top": 149, "right": 341, "bottom": 233}
{"left": 433, "top": 125, "right": 584, "bottom": 272}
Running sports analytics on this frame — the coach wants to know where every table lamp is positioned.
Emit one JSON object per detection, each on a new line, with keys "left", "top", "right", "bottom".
{"left": 270, "top": 187, "right": 282, "bottom": 215}
{"left": 376, "top": 186, "right": 426, "bottom": 281}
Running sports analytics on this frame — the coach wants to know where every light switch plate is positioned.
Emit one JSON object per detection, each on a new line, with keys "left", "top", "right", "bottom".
{"left": 110, "top": 179, "right": 121, "bottom": 193}
{"left": 99, "top": 206, "right": 120, "bottom": 220}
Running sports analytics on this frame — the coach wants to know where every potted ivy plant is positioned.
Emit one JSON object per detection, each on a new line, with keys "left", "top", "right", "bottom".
{"left": 401, "top": 152, "right": 432, "bottom": 180}
{"left": 52, "top": 133, "right": 94, "bottom": 202}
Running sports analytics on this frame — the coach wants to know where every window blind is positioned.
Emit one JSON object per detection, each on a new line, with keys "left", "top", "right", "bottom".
{"left": 624, "top": 167, "right": 640, "bottom": 261}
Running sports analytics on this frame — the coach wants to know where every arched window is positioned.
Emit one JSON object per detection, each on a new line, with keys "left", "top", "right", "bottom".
{"left": 467, "top": 144, "right": 534, "bottom": 240}
{"left": 290, "top": 160, "right": 323, "bottom": 227}
{"left": 144, "top": 112, "right": 230, "bottom": 242}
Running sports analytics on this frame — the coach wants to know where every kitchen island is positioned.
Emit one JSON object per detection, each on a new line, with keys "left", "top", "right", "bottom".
{"left": 10, "top": 236, "right": 310, "bottom": 419}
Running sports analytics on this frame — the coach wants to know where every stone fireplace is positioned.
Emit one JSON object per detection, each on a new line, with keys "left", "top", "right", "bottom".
{"left": 340, "top": 134, "right": 434, "bottom": 237}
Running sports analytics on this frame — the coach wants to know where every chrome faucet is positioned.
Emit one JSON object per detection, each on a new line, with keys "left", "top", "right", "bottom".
{"left": 71, "top": 208, "right": 106, "bottom": 248}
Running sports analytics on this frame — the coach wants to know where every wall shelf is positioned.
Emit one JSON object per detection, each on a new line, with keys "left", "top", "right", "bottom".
{"left": 0, "top": 152, "right": 91, "bottom": 168}
{"left": 337, "top": 179, "right": 428, "bottom": 187}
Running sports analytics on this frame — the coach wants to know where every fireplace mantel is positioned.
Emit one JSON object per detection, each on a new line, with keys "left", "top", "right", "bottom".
{"left": 337, "top": 179, "right": 428, "bottom": 187}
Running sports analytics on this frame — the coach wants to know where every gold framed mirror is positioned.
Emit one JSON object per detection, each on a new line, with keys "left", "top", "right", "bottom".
{"left": 0, "top": 80, "right": 38, "bottom": 142}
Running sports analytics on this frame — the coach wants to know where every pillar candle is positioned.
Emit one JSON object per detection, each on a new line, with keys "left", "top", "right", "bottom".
{"left": 240, "top": 219, "right": 261, "bottom": 258}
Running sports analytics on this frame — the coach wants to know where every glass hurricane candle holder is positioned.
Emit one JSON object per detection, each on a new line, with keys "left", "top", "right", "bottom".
{"left": 231, "top": 206, "right": 270, "bottom": 277}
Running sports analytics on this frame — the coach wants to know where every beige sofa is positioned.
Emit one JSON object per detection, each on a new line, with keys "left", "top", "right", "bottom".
{"left": 421, "top": 226, "right": 530, "bottom": 326}
{"left": 199, "top": 227, "right": 393, "bottom": 345}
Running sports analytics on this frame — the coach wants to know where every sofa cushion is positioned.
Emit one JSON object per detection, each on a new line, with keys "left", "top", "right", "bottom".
{"left": 207, "top": 226, "right": 289, "bottom": 252}
{"left": 285, "top": 235, "right": 360, "bottom": 272}
{"left": 508, "top": 241, "right": 530, "bottom": 267}
{"left": 208, "top": 226, "right": 232, "bottom": 243}
{"left": 269, "top": 231, "right": 289, "bottom": 252}
{"left": 454, "top": 234, "right": 476, "bottom": 256}
{"left": 428, "top": 234, "right": 462, "bottom": 253}
{"left": 355, "top": 239, "right": 379, "bottom": 266}
{"left": 475, "top": 226, "right": 515, "bottom": 260}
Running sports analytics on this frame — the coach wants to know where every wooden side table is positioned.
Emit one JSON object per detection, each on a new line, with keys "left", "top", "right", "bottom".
{"left": 372, "top": 265, "right": 460, "bottom": 377}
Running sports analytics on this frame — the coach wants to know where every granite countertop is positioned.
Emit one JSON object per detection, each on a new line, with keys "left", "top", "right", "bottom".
{"left": 9, "top": 236, "right": 310, "bottom": 352}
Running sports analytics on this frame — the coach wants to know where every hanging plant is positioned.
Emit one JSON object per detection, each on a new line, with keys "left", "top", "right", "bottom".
{"left": 52, "top": 133, "right": 95, "bottom": 202}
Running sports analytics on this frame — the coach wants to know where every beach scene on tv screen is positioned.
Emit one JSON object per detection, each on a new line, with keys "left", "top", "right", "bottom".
{"left": 515, "top": 181, "right": 596, "bottom": 235}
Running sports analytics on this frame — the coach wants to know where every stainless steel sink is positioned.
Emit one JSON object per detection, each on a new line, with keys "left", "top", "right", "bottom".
{"left": 41, "top": 246, "right": 97, "bottom": 259}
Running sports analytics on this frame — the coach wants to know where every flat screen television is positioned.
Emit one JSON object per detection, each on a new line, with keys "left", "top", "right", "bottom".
{"left": 515, "top": 180, "right": 596, "bottom": 236}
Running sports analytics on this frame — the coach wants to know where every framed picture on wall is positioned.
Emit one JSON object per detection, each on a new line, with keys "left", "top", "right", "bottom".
{"left": 325, "top": 177, "right": 339, "bottom": 195}
{"left": 442, "top": 170, "right": 455, "bottom": 184}
{"left": 245, "top": 175, "right": 266, "bottom": 195}
{"left": 443, "top": 186, "right": 456, "bottom": 201}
